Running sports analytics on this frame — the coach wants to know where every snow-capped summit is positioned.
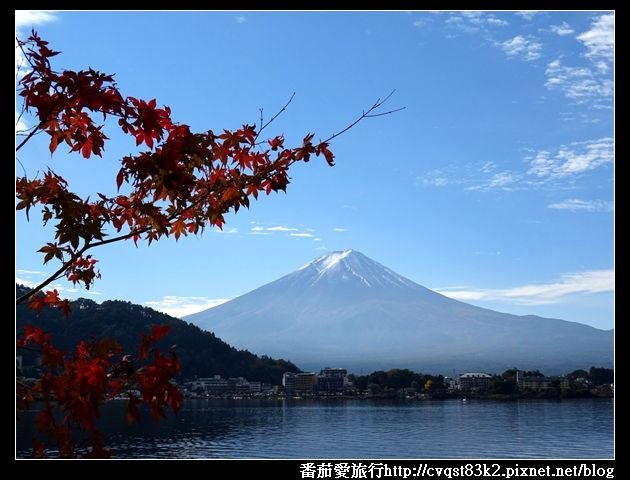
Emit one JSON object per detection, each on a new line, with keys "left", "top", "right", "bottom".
{"left": 185, "top": 250, "right": 612, "bottom": 374}
{"left": 296, "top": 249, "right": 415, "bottom": 289}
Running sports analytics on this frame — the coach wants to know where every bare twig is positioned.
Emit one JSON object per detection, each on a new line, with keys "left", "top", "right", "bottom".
{"left": 253, "top": 92, "right": 295, "bottom": 143}
{"left": 322, "top": 89, "right": 404, "bottom": 144}
{"left": 16, "top": 157, "right": 28, "bottom": 178}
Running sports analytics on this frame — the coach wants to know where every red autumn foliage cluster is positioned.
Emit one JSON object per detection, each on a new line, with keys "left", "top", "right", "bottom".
{"left": 17, "top": 323, "right": 181, "bottom": 458}
{"left": 16, "top": 31, "right": 399, "bottom": 457}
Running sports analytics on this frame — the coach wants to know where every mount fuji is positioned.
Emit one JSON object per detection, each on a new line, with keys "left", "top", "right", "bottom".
{"left": 185, "top": 250, "right": 613, "bottom": 374}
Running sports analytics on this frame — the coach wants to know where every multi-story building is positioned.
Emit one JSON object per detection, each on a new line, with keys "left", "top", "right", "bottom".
{"left": 294, "top": 373, "right": 318, "bottom": 394}
{"left": 284, "top": 372, "right": 319, "bottom": 394}
{"left": 317, "top": 367, "right": 347, "bottom": 394}
{"left": 459, "top": 372, "right": 492, "bottom": 391}
{"left": 283, "top": 372, "right": 296, "bottom": 394}
{"left": 516, "top": 371, "right": 569, "bottom": 390}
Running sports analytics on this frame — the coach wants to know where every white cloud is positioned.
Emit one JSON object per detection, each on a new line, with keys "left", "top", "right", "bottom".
{"left": 16, "top": 277, "right": 37, "bottom": 288}
{"left": 528, "top": 137, "right": 613, "bottom": 178}
{"left": 250, "top": 226, "right": 264, "bottom": 232}
{"left": 436, "top": 269, "right": 613, "bottom": 305}
{"left": 545, "top": 58, "right": 613, "bottom": 101}
{"left": 480, "top": 161, "right": 496, "bottom": 173}
{"left": 333, "top": 228, "right": 347, "bottom": 232}
{"left": 290, "top": 232, "right": 314, "bottom": 238}
{"left": 15, "top": 10, "right": 57, "bottom": 30}
{"left": 488, "top": 172, "right": 518, "bottom": 188}
{"left": 515, "top": 11, "right": 539, "bottom": 21}
{"left": 215, "top": 227, "right": 238, "bottom": 234}
{"left": 266, "top": 226, "right": 298, "bottom": 232}
{"left": 444, "top": 11, "right": 508, "bottom": 34}
{"left": 550, "top": 22, "right": 574, "bottom": 36}
{"left": 16, "top": 269, "right": 45, "bottom": 276}
{"left": 15, "top": 110, "right": 28, "bottom": 132}
{"left": 577, "top": 13, "right": 614, "bottom": 62}
{"left": 499, "top": 35, "right": 542, "bottom": 61}
{"left": 145, "top": 295, "right": 230, "bottom": 318}
{"left": 424, "top": 176, "right": 449, "bottom": 187}
{"left": 547, "top": 199, "right": 613, "bottom": 212}
{"left": 417, "top": 169, "right": 460, "bottom": 188}
{"left": 313, "top": 237, "right": 322, "bottom": 242}
{"left": 15, "top": 39, "right": 28, "bottom": 80}
{"left": 421, "top": 137, "right": 613, "bottom": 193}
{"left": 485, "top": 17, "right": 508, "bottom": 26}
{"left": 235, "top": 15, "right": 247, "bottom": 24}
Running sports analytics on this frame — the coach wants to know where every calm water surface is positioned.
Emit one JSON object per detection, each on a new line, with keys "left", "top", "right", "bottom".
{"left": 16, "top": 398, "right": 613, "bottom": 458}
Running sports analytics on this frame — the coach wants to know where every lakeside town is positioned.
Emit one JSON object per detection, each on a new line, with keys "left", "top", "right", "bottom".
{"left": 180, "top": 366, "right": 614, "bottom": 400}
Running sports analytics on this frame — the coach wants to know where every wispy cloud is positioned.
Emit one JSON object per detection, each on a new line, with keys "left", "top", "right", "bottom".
{"left": 419, "top": 137, "right": 613, "bottom": 193}
{"left": 15, "top": 268, "right": 46, "bottom": 289}
{"left": 16, "top": 12, "right": 59, "bottom": 133}
{"left": 15, "top": 276, "right": 102, "bottom": 297}
{"left": 435, "top": 269, "right": 613, "bottom": 305}
{"left": 466, "top": 172, "right": 521, "bottom": 192}
{"left": 145, "top": 295, "right": 230, "bottom": 318}
{"left": 15, "top": 277, "right": 37, "bottom": 288}
{"left": 16, "top": 269, "right": 45, "bottom": 276}
{"left": 333, "top": 228, "right": 347, "bottom": 232}
{"left": 547, "top": 199, "right": 613, "bottom": 212}
{"left": 443, "top": 11, "right": 508, "bottom": 34}
{"left": 419, "top": 174, "right": 450, "bottom": 187}
{"left": 498, "top": 35, "right": 542, "bottom": 61}
{"left": 545, "top": 58, "right": 613, "bottom": 101}
{"left": 527, "top": 137, "right": 613, "bottom": 178}
{"left": 15, "top": 10, "right": 57, "bottom": 30}
{"left": 266, "top": 226, "right": 298, "bottom": 232}
{"left": 215, "top": 227, "right": 238, "bottom": 234}
{"left": 249, "top": 224, "right": 319, "bottom": 239}
{"left": 15, "top": 110, "right": 28, "bottom": 132}
{"left": 543, "top": 15, "right": 613, "bottom": 105}
{"left": 577, "top": 13, "right": 614, "bottom": 63}
{"left": 234, "top": 15, "right": 247, "bottom": 24}
{"left": 488, "top": 172, "right": 519, "bottom": 189}
{"left": 515, "top": 11, "right": 539, "bottom": 21}
{"left": 550, "top": 22, "right": 574, "bottom": 36}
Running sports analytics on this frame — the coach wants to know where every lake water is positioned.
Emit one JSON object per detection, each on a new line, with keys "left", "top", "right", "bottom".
{"left": 16, "top": 398, "right": 613, "bottom": 459}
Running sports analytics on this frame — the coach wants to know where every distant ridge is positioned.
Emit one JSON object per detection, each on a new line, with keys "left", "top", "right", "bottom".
{"left": 16, "top": 284, "right": 299, "bottom": 383}
{"left": 185, "top": 250, "right": 613, "bottom": 374}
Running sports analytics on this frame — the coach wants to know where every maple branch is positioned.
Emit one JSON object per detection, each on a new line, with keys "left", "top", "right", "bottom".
{"left": 321, "top": 90, "right": 404, "bottom": 144}
{"left": 253, "top": 92, "right": 295, "bottom": 143}
{"left": 15, "top": 94, "right": 67, "bottom": 152}
{"left": 15, "top": 124, "right": 43, "bottom": 152}
{"left": 16, "top": 186, "right": 222, "bottom": 305}
{"left": 16, "top": 245, "right": 90, "bottom": 304}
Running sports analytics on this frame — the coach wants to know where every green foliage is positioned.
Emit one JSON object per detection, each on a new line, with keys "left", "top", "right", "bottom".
{"left": 589, "top": 367, "right": 613, "bottom": 385}
{"left": 353, "top": 368, "right": 445, "bottom": 393}
{"left": 16, "top": 285, "right": 299, "bottom": 384}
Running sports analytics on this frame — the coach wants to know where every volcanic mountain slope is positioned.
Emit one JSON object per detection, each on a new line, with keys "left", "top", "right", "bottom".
{"left": 185, "top": 250, "right": 613, "bottom": 374}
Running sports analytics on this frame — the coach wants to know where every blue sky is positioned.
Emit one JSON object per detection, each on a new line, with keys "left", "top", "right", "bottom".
{"left": 15, "top": 11, "right": 614, "bottom": 329}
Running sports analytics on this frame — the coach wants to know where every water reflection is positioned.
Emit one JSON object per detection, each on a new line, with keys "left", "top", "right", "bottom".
{"left": 16, "top": 398, "right": 613, "bottom": 459}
